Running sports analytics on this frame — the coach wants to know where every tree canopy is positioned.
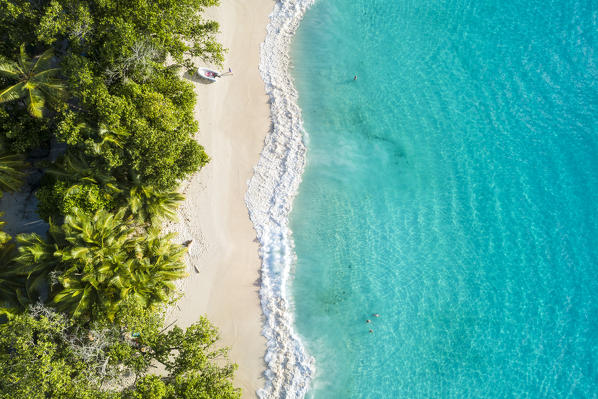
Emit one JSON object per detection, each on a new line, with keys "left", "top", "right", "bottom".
{"left": 0, "top": 145, "right": 28, "bottom": 193}
{"left": 0, "top": 0, "right": 217, "bottom": 191}
{"left": 9, "top": 209, "right": 187, "bottom": 321}
{"left": 0, "top": 44, "right": 66, "bottom": 118}
{"left": 0, "top": 305, "right": 241, "bottom": 399}
{"left": 0, "top": 0, "right": 239, "bottom": 397}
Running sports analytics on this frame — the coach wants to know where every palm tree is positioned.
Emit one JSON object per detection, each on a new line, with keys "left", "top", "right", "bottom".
{"left": 0, "top": 242, "right": 21, "bottom": 318}
{"left": 3, "top": 223, "right": 65, "bottom": 310}
{"left": 0, "top": 150, "right": 28, "bottom": 194}
{"left": 61, "top": 121, "right": 129, "bottom": 156}
{"left": 0, "top": 239, "right": 52, "bottom": 313}
{"left": 50, "top": 208, "right": 134, "bottom": 318}
{"left": 126, "top": 228, "right": 187, "bottom": 306}
{"left": 0, "top": 214, "right": 51, "bottom": 312}
{"left": 0, "top": 44, "right": 66, "bottom": 118}
{"left": 43, "top": 209, "right": 187, "bottom": 320}
{"left": 127, "top": 184, "right": 184, "bottom": 226}
{"left": 92, "top": 125, "right": 129, "bottom": 155}
{"left": 48, "top": 151, "right": 121, "bottom": 201}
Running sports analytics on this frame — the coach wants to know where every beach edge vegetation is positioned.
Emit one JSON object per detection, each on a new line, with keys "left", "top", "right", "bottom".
{"left": 0, "top": 0, "right": 240, "bottom": 397}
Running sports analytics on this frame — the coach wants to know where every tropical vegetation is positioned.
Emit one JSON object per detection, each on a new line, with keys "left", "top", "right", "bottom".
{"left": 0, "top": 44, "right": 66, "bottom": 118}
{"left": 13, "top": 209, "right": 187, "bottom": 320}
{"left": 0, "top": 146, "right": 28, "bottom": 193}
{"left": 0, "top": 305, "right": 240, "bottom": 399}
{"left": 0, "top": 0, "right": 240, "bottom": 397}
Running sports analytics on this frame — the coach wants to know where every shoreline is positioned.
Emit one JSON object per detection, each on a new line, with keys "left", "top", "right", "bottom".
{"left": 248, "top": 0, "right": 316, "bottom": 397}
{"left": 166, "top": 1, "right": 273, "bottom": 396}
{"left": 167, "top": 1, "right": 318, "bottom": 397}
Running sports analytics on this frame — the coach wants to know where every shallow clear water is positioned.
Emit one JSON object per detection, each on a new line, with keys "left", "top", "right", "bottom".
{"left": 289, "top": 0, "right": 598, "bottom": 397}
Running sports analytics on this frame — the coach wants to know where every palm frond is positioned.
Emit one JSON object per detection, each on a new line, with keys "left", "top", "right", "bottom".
{"left": 0, "top": 60, "right": 22, "bottom": 79}
{"left": 0, "top": 81, "right": 26, "bottom": 103}
{"left": 30, "top": 67, "right": 60, "bottom": 79}
{"left": 30, "top": 48, "right": 55, "bottom": 73}
{"left": 26, "top": 87, "right": 45, "bottom": 118}
{"left": 0, "top": 152, "right": 28, "bottom": 192}
{"left": 0, "top": 45, "right": 67, "bottom": 117}
{"left": 25, "top": 272, "right": 47, "bottom": 298}
{"left": 17, "top": 44, "right": 29, "bottom": 72}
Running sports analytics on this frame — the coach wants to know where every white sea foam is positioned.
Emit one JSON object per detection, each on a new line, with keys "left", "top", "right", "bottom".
{"left": 245, "top": 0, "right": 316, "bottom": 398}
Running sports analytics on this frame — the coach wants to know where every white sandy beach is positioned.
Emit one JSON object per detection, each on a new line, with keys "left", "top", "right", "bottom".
{"left": 165, "top": 1, "right": 273, "bottom": 397}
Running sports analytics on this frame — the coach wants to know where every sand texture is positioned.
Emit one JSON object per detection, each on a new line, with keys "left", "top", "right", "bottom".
{"left": 165, "top": 1, "right": 273, "bottom": 397}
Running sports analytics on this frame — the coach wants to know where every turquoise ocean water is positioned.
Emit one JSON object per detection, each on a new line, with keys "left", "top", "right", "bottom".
{"left": 288, "top": 0, "right": 598, "bottom": 397}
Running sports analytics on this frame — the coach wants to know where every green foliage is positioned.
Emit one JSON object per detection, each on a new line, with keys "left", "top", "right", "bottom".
{"left": 0, "top": 306, "right": 241, "bottom": 399}
{"left": 0, "top": 1, "right": 238, "bottom": 396}
{"left": 36, "top": 149, "right": 120, "bottom": 219}
{"left": 0, "top": 107, "right": 52, "bottom": 152}
{"left": 127, "top": 184, "right": 184, "bottom": 226}
{"left": 36, "top": 179, "right": 115, "bottom": 220}
{"left": 0, "top": 238, "right": 22, "bottom": 313}
{"left": 1, "top": 0, "right": 216, "bottom": 215}
{"left": 113, "top": 73, "right": 207, "bottom": 189}
{"left": 48, "top": 150, "right": 118, "bottom": 188}
{"left": 0, "top": 1, "right": 40, "bottom": 55}
{"left": 0, "top": 0, "right": 224, "bottom": 74}
{"left": 0, "top": 147, "right": 28, "bottom": 193}
{"left": 0, "top": 305, "right": 116, "bottom": 399}
{"left": 122, "top": 315, "right": 241, "bottom": 399}
{"left": 144, "top": 318, "right": 241, "bottom": 399}
{"left": 33, "top": 0, "right": 224, "bottom": 70}
{"left": 54, "top": 110, "right": 91, "bottom": 145}
{"left": 128, "top": 375, "right": 170, "bottom": 399}
{"left": 0, "top": 44, "right": 67, "bottom": 118}
{"left": 62, "top": 58, "right": 209, "bottom": 190}
{"left": 0, "top": 210, "right": 55, "bottom": 312}
{"left": 14, "top": 209, "right": 187, "bottom": 321}
{"left": 36, "top": 1, "right": 93, "bottom": 46}
{"left": 6, "top": 226, "right": 64, "bottom": 309}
